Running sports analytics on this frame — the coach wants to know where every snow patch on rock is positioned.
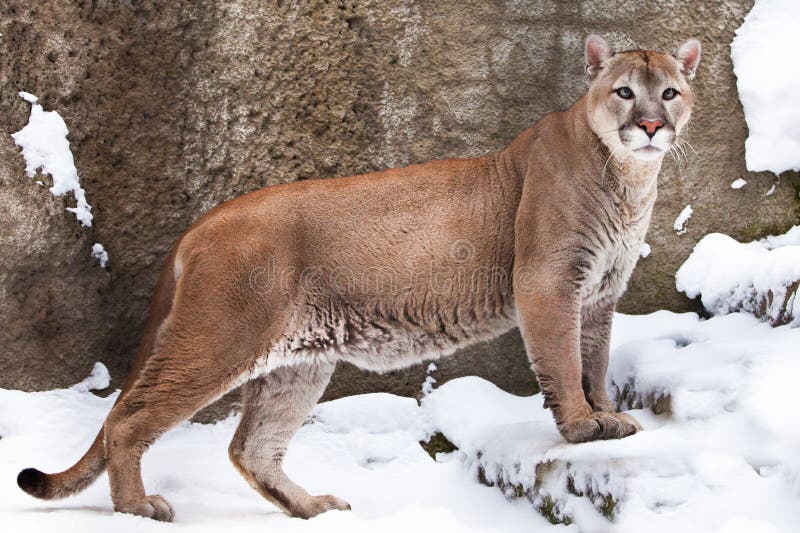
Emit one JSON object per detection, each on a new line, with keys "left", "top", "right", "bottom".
{"left": 91, "top": 243, "right": 109, "bottom": 269}
{"left": 673, "top": 205, "right": 693, "bottom": 235}
{"left": 69, "top": 362, "right": 111, "bottom": 393}
{"left": 732, "top": 0, "right": 800, "bottom": 175}
{"left": 11, "top": 92, "right": 93, "bottom": 227}
{"left": 421, "top": 362, "right": 438, "bottom": 397}
{"left": 676, "top": 226, "right": 800, "bottom": 324}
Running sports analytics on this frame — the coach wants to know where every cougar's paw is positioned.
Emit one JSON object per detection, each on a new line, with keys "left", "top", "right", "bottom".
{"left": 560, "top": 411, "right": 642, "bottom": 444}
{"left": 146, "top": 495, "right": 175, "bottom": 522}
{"left": 115, "top": 494, "right": 175, "bottom": 522}
{"left": 294, "top": 494, "right": 351, "bottom": 519}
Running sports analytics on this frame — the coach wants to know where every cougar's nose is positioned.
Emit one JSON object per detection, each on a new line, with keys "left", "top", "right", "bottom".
{"left": 637, "top": 119, "right": 664, "bottom": 139}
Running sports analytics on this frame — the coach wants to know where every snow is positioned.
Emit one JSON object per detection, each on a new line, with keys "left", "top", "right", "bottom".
{"left": 1, "top": 372, "right": 555, "bottom": 533}
{"left": 421, "top": 362, "right": 438, "bottom": 396}
{"left": 19, "top": 91, "right": 38, "bottom": 104}
{"left": 11, "top": 92, "right": 93, "bottom": 227}
{"left": 639, "top": 242, "right": 651, "bottom": 258}
{"left": 731, "top": 0, "right": 800, "bottom": 175}
{"left": 673, "top": 205, "right": 693, "bottom": 235}
{"left": 91, "top": 243, "right": 109, "bottom": 269}
{"left": 676, "top": 226, "right": 800, "bottom": 324}
{"left": 423, "top": 311, "right": 800, "bottom": 531}
{"left": 730, "top": 178, "right": 746, "bottom": 189}
{"left": 3, "top": 311, "right": 799, "bottom": 532}
{"left": 69, "top": 362, "right": 111, "bottom": 393}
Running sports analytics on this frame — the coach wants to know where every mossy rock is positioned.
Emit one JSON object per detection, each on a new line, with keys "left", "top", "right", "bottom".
{"left": 613, "top": 381, "right": 672, "bottom": 415}
{"left": 420, "top": 432, "right": 458, "bottom": 459}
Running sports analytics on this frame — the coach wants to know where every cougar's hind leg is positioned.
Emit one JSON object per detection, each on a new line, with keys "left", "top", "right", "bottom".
{"left": 103, "top": 345, "right": 250, "bottom": 521}
{"left": 229, "top": 362, "right": 349, "bottom": 519}
{"left": 103, "top": 306, "right": 274, "bottom": 521}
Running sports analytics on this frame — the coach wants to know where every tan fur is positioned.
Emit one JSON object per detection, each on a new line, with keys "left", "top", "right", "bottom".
{"left": 18, "top": 36, "right": 700, "bottom": 521}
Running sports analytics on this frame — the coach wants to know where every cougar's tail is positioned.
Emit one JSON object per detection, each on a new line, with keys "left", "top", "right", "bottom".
{"left": 17, "top": 428, "right": 106, "bottom": 500}
{"left": 17, "top": 236, "right": 182, "bottom": 501}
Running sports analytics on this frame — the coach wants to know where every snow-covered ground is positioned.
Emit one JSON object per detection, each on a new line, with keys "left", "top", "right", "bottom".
{"left": 0, "top": 372, "right": 554, "bottom": 533}
{"left": 3, "top": 310, "right": 799, "bottom": 533}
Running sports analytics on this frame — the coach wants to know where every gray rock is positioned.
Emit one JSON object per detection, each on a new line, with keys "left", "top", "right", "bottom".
{"left": 1, "top": 1, "right": 797, "bottom": 417}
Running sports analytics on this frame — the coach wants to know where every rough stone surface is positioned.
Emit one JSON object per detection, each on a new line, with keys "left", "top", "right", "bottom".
{"left": 1, "top": 1, "right": 797, "bottom": 417}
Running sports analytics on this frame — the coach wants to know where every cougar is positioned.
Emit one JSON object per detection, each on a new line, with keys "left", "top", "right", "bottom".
{"left": 18, "top": 35, "right": 701, "bottom": 521}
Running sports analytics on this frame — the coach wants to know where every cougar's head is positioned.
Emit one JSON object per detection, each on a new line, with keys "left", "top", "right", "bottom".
{"left": 584, "top": 35, "right": 701, "bottom": 162}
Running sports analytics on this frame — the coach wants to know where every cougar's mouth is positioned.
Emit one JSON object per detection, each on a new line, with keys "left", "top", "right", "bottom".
{"left": 636, "top": 145, "right": 663, "bottom": 153}
{"left": 631, "top": 143, "right": 667, "bottom": 161}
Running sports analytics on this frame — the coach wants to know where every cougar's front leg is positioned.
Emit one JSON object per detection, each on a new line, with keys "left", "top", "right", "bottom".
{"left": 580, "top": 302, "right": 615, "bottom": 412}
{"left": 514, "top": 269, "right": 639, "bottom": 443}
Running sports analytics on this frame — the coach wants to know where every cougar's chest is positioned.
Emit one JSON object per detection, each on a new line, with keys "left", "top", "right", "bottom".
{"left": 580, "top": 198, "right": 653, "bottom": 308}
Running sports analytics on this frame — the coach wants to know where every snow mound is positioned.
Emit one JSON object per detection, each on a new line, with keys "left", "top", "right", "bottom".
{"left": 732, "top": 0, "right": 800, "bottom": 174}
{"left": 676, "top": 226, "right": 800, "bottom": 325}
{"left": 423, "top": 312, "right": 800, "bottom": 531}
{"left": 11, "top": 92, "right": 93, "bottom": 226}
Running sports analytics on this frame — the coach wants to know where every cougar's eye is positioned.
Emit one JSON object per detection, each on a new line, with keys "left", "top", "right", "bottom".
{"left": 616, "top": 87, "right": 634, "bottom": 100}
{"left": 662, "top": 88, "right": 678, "bottom": 100}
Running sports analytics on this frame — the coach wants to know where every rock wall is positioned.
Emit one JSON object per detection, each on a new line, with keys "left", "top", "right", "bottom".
{"left": 1, "top": 0, "right": 797, "bottom": 413}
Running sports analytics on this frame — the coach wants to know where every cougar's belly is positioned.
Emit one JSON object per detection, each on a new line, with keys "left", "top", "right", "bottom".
{"left": 254, "top": 300, "right": 518, "bottom": 375}
{"left": 335, "top": 307, "right": 518, "bottom": 372}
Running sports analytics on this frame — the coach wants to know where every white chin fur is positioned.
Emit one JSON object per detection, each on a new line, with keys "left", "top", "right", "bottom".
{"left": 630, "top": 146, "right": 665, "bottom": 161}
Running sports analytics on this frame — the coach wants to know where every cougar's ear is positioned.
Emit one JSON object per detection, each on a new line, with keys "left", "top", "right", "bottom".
{"left": 673, "top": 38, "right": 702, "bottom": 80}
{"left": 584, "top": 34, "right": 613, "bottom": 78}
